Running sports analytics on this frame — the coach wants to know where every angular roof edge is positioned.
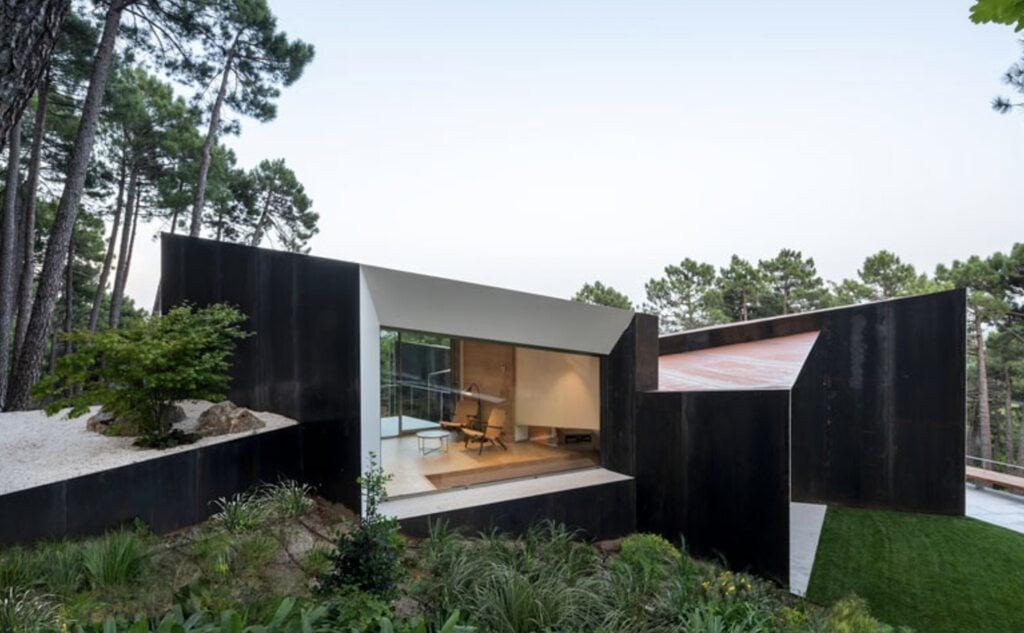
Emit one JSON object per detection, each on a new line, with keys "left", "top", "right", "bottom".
{"left": 362, "top": 264, "right": 635, "bottom": 356}
{"left": 659, "top": 288, "right": 966, "bottom": 354}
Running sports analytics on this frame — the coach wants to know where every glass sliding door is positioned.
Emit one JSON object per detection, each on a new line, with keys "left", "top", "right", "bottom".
{"left": 380, "top": 329, "right": 452, "bottom": 438}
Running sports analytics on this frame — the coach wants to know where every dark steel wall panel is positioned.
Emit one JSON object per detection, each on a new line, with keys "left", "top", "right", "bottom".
{"left": 636, "top": 390, "right": 790, "bottom": 584}
{"left": 161, "top": 235, "right": 363, "bottom": 506}
{"left": 602, "top": 314, "right": 659, "bottom": 476}
{"left": 790, "top": 291, "right": 966, "bottom": 514}
{"left": 0, "top": 426, "right": 302, "bottom": 546}
{"left": 399, "top": 478, "right": 636, "bottom": 540}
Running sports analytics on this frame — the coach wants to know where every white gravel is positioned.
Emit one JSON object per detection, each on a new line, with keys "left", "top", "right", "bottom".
{"left": 0, "top": 400, "right": 298, "bottom": 495}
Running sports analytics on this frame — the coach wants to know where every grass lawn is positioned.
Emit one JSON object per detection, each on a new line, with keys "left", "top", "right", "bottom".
{"left": 806, "top": 505, "right": 1024, "bottom": 633}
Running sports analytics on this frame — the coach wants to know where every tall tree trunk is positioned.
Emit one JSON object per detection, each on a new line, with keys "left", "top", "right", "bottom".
{"left": 6, "top": 3, "right": 123, "bottom": 410}
{"left": 88, "top": 155, "right": 125, "bottom": 331}
{"left": 976, "top": 314, "right": 992, "bottom": 468}
{"left": 63, "top": 229, "right": 74, "bottom": 355}
{"left": 0, "top": 117, "right": 21, "bottom": 406}
{"left": 13, "top": 76, "right": 48, "bottom": 360}
{"left": 189, "top": 40, "right": 239, "bottom": 237}
{"left": 1006, "top": 371, "right": 1014, "bottom": 465}
{"left": 47, "top": 318, "right": 57, "bottom": 373}
{"left": 250, "top": 191, "right": 274, "bottom": 247}
{"left": 0, "top": 0, "right": 69, "bottom": 154}
{"left": 108, "top": 168, "right": 137, "bottom": 328}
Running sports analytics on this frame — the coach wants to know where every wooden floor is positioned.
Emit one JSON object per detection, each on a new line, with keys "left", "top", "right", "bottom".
{"left": 382, "top": 433, "right": 599, "bottom": 498}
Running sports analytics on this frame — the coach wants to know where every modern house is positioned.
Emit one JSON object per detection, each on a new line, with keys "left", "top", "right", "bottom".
{"left": 0, "top": 234, "right": 966, "bottom": 590}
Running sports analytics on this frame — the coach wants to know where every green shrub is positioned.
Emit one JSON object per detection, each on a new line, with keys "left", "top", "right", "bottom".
{"left": 263, "top": 479, "right": 315, "bottom": 518}
{"left": 82, "top": 530, "right": 147, "bottom": 590}
{"left": 210, "top": 492, "right": 269, "bottom": 534}
{"left": 322, "top": 453, "right": 405, "bottom": 601}
{"left": 826, "top": 596, "right": 912, "bottom": 633}
{"left": 618, "top": 533, "right": 681, "bottom": 576}
{"left": 0, "top": 588, "right": 57, "bottom": 633}
{"left": 32, "top": 303, "right": 250, "bottom": 445}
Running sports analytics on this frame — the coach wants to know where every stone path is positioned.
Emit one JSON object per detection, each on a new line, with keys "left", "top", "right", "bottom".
{"left": 965, "top": 484, "right": 1024, "bottom": 534}
{"left": 789, "top": 501, "right": 827, "bottom": 596}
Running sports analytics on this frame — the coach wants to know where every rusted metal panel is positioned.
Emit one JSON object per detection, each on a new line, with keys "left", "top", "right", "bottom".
{"left": 658, "top": 331, "right": 818, "bottom": 391}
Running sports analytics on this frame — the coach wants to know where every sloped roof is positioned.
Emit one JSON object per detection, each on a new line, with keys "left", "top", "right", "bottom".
{"left": 658, "top": 331, "right": 819, "bottom": 392}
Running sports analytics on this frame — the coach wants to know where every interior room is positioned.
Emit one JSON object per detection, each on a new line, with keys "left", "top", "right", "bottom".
{"left": 380, "top": 329, "right": 602, "bottom": 497}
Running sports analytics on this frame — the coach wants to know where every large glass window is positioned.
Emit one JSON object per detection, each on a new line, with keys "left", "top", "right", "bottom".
{"left": 380, "top": 329, "right": 601, "bottom": 498}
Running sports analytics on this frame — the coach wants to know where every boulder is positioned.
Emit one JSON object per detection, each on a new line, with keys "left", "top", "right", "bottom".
{"left": 86, "top": 410, "right": 116, "bottom": 433}
{"left": 162, "top": 404, "right": 186, "bottom": 427}
{"left": 196, "top": 401, "right": 265, "bottom": 437}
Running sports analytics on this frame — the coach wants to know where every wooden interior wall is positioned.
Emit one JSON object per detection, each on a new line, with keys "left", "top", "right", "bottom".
{"left": 460, "top": 339, "right": 516, "bottom": 435}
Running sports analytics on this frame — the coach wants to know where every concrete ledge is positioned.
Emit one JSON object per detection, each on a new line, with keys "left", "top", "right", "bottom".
{"left": 387, "top": 468, "right": 635, "bottom": 540}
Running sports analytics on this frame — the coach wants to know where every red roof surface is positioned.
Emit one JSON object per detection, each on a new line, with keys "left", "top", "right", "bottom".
{"left": 658, "top": 331, "right": 819, "bottom": 392}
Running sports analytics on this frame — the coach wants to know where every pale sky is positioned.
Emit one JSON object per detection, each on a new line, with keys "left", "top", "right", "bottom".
{"left": 126, "top": 0, "right": 1024, "bottom": 309}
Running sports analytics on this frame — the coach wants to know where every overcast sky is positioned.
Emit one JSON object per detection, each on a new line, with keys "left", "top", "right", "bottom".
{"left": 126, "top": 0, "right": 1024, "bottom": 308}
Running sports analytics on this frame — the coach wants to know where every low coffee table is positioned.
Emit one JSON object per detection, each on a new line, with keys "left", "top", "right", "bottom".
{"left": 416, "top": 429, "right": 449, "bottom": 456}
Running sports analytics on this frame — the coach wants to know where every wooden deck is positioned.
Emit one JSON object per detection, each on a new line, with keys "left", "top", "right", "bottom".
{"left": 966, "top": 466, "right": 1024, "bottom": 494}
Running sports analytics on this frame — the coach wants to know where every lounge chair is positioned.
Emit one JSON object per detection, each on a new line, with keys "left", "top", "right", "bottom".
{"left": 439, "top": 399, "right": 479, "bottom": 433}
{"left": 462, "top": 408, "right": 508, "bottom": 455}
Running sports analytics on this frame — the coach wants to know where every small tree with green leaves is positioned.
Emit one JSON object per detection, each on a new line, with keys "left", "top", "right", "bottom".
{"left": 31, "top": 303, "right": 250, "bottom": 446}
{"left": 322, "top": 453, "right": 405, "bottom": 600}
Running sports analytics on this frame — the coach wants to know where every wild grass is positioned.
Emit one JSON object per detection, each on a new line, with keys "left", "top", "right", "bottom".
{"left": 210, "top": 492, "right": 268, "bottom": 534}
{"left": 82, "top": 530, "right": 147, "bottom": 590}
{"left": 0, "top": 588, "right": 57, "bottom": 633}
{"left": 263, "top": 479, "right": 315, "bottom": 518}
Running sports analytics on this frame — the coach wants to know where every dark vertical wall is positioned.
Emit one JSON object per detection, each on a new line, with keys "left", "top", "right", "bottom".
{"left": 636, "top": 390, "right": 791, "bottom": 584}
{"left": 660, "top": 290, "right": 967, "bottom": 516}
{"left": 602, "top": 313, "right": 659, "bottom": 476}
{"left": 161, "top": 235, "right": 363, "bottom": 509}
{"left": 790, "top": 291, "right": 966, "bottom": 514}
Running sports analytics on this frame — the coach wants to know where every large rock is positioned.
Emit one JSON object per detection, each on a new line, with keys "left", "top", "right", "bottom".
{"left": 86, "top": 410, "right": 116, "bottom": 433}
{"left": 196, "top": 401, "right": 265, "bottom": 437}
{"left": 162, "top": 404, "right": 186, "bottom": 427}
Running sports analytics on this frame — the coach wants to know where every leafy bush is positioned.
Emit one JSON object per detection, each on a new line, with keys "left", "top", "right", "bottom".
{"left": 617, "top": 533, "right": 684, "bottom": 585}
{"left": 322, "top": 453, "right": 405, "bottom": 601}
{"left": 32, "top": 303, "right": 250, "bottom": 445}
{"left": 82, "top": 530, "right": 147, "bottom": 590}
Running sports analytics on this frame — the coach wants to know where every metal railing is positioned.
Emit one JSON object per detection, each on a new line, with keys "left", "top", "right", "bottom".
{"left": 965, "top": 455, "right": 1024, "bottom": 475}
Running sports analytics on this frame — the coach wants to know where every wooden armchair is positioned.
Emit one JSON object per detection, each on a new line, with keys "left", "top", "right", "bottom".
{"left": 462, "top": 408, "right": 508, "bottom": 455}
{"left": 439, "top": 399, "right": 479, "bottom": 433}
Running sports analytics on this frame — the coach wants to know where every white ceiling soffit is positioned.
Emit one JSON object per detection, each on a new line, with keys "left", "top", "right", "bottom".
{"left": 360, "top": 265, "right": 634, "bottom": 356}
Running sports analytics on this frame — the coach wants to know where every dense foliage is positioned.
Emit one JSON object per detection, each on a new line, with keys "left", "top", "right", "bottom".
{"left": 31, "top": 303, "right": 249, "bottom": 445}
{"left": 0, "top": 488, "right": 906, "bottom": 633}
{"left": 322, "top": 454, "right": 406, "bottom": 600}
